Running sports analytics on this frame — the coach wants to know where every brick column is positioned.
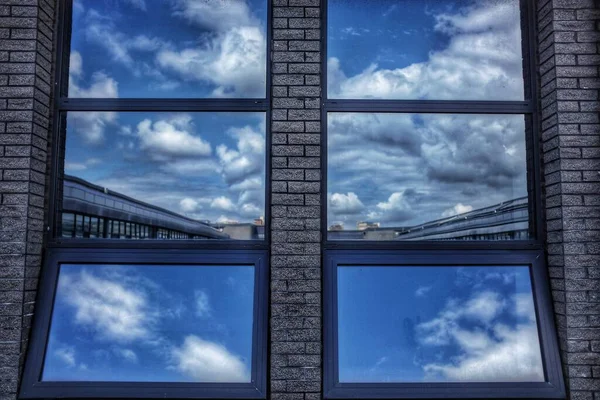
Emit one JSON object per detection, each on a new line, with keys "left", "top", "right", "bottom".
{"left": 537, "top": 0, "right": 600, "bottom": 399}
{"left": 270, "top": 0, "right": 322, "bottom": 399}
{"left": 0, "top": 1, "right": 55, "bottom": 398}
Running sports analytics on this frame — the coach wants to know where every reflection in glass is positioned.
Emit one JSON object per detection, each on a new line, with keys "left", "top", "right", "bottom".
{"left": 327, "top": 0, "right": 525, "bottom": 100}
{"left": 327, "top": 113, "right": 530, "bottom": 241}
{"left": 43, "top": 264, "right": 255, "bottom": 382}
{"left": 62, "top": 112, "right": 266, "bottom": 240}
{"left": 338, "top": 266, "right": 544, "bottom": 383}
{"left": 69, "top": 0, "right": 267, "bottom": 98}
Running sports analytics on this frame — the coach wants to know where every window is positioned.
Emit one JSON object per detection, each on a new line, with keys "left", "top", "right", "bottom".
{"left": 21, "top": 0, "right": 269, "bottom": 398}
{"left": 323, "top": 0, "right": 564, "bottom": 398}
{"left": 324, "top": 251, "right": 565, "bottom": 398}
{"left": 20, "top": 250, "right": 267, "bottom": 399}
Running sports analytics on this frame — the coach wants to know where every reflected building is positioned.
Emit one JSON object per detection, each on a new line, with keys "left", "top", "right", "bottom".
{"left": 61, "top": 175, "right": 263, "bottom": 240}
{"left": 329, "top": 197, "right": 529, "bottom": 241}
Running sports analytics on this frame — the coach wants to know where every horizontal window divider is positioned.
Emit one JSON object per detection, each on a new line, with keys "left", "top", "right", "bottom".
{"left": 324, "top": 240, "right": 544, "bottom": 251}
{"left": 58, "top": 98, "right": 269, "bottom": 112}
{"left": 47, "top": 239, "right": 270, "bottom": 250}
{"left": 324, "top": 99, "right": 533, "bottom": 114}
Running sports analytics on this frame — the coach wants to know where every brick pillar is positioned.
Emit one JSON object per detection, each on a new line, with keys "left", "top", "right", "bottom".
{"left": 537, "top": 0, "right": 600, "bottom": 399}
{"left": 0, "top": 1, "right": 55, "bottom": 398}
{"left": 270, "top": 0, "right": 322, "bottom": 399}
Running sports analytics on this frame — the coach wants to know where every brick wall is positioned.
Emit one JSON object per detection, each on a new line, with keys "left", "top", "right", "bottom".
{"left": 0, "top": 1, "right": 55, "bottom": 399}
{"left": 537, "top": 0, "right": 600, "bottom": 399}
{"left": 270, "top": 0, "right": 322, "bottom": 399}
{"left": 0, "top": 1, "right": 598, "bottom": 400}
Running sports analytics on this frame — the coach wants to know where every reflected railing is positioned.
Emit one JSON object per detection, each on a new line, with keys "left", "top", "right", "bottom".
{"left": 328, "top": 197, "right": 530, "bottom": 241}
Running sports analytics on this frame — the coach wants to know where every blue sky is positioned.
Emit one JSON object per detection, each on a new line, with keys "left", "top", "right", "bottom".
{"left": 338, "top": 266, "right": 544, "bottom": 382}
{"left": 65, "top": 112, "right": 266, "bottom": 224}
{"left": 326, "top": 0, "right": 530, "bottom": 232}
{"left": 69, "top": 0, "right": 267, "bottom": 98}
{"left": 43, "top": 264, "right": 255, "bottom": 382}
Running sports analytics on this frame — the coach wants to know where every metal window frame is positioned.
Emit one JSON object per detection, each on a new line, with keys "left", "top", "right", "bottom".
{"left": 323, "top": 249, "right": 565, "bottom": 399}
{"left": 321, "top": 1, "right": 566, "bottom": 398}
{"left": 320, "top": 0, "right": 545, "bottom": 251}
{"left": 22, "top": 1, "right": 273, "bottom": 398}
{"left": 46, "top": 0, "right": 272, "bottom": 250}
{"left": 19, "top": 248, "right": 269, "bottom": 399}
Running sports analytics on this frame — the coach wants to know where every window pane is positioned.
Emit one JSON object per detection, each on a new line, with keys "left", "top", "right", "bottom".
{"left": 327, "top": 113, "right": 531, "bottom": 241}
{"left": 327, "top": 0, "right": 526, "bottom": 100}
{"left": 43, "top": 263, "right": 255, "bottom": 382}
{"left": 62, "top": 112, "right": 266, "bottom": 240}
{"left": 68, "top": 0, "right": 267, "bottom": 98}
{"left": 338, "top": 265, "right": 544, "bottom": 382}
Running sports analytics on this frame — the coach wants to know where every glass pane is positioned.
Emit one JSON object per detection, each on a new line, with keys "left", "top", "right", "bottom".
{"left": 327, "top": 0, "right": 526, "bottom": 100}
{"left": 62, "top": 112, "right": 266, "bottom": 240}
{"left": 338, "top": 265, "right": 544, "bottom": 382}
{"left": 68, "top": 0, "right": 267, "bottom": 98}
{"left": 43, "top": 263, "right": 255, "bottom": 382}
{"left": 327, "top": 113, "right": 531, "bottom": 241}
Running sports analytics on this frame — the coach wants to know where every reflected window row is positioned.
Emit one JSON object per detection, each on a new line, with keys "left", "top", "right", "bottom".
{"left": 61, "top": 212, "right": 214, "bottom": 240}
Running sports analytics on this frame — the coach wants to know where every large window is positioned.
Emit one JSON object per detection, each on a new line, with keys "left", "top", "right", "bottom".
{"left": 323, "top": 0, "right": 564, "bottom": 398}
{"left": 21, "top": 0, "right": 269, "bottom": 398}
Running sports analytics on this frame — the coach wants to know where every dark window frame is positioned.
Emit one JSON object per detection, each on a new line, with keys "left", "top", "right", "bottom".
{"left": 321, "top": 0, "right": 544, "bottom": 250}
{"left": 22, "top": 0, "right": 272, "bottom": 398}
{"left": 20, "top": 249, "right": 268, "bottom": 399}
{"left": 323, "top": 249, "right": 565, "bottom": 399}
{"left": 47, "top": 0, "right": 272, "bottom": 249}
{"left": 321, "top": 0, "right": 565, "bottom": 398}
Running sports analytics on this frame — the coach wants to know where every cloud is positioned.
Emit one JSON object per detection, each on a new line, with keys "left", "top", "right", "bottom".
{"left": 327, "top": 111, "right": 527, "bottom": 228}
{"left": 194, "top": 290, "right": 211, "bottom": 317}
{"left": 113, "top": 348, "right": 138, "bottom": 363}
{"left": 65, "top": 158, "right": 101, "bottom": 172}
{"left": 328, "top": 0, "right": 524, "bottom": 100}
{"left": 68, "top": 51, "right": 119, "bottom": 144}
{"left": 59, "top": 271, "right": 153, "bottom": 342}
{"left": 415, "top": 286, "right": 432, "bottom": 297}
{"left": 157, "top": 25, "right": 265, "bottom": 97}
{"left": 329, "top": 192, "right": 365, "bottom": 216}
{"left": 136, "top": 115, "right": 212, "bottom": 160}
{"left": 417, "top": 290, "right": 544, "bottom": 382}
{"left": 217, "top": 125, "right": 265, "bottom": 185}
{"left": 170, "top": 335, "right": 249, "bottom": 382}
{"left": 54, "top": 346, "right": 76, "bottom": 367}
{"left": 211, "top": 196, "right": 236, "bottom": 212}
{"left": 180, "top": 197, "right": 200, "bottom": 213}
{"left": 172, "top": 0, "right": 256, "bottom": 32}
{"left": 441, "top": 203, "right": 474, "bottom": 218}
{"left": 369, "top": 191, "right": 424, "bottom": 224}
{"left": 124, "top": 0, "right": 146, "bottom": 11}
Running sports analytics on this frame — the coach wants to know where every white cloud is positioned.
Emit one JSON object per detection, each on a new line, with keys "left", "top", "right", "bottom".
{"left": 211, "top": 196, "right": 236, "bottom": 212}
{"left": 170, "top": 335, "right": 249, "bottom": 382}
{"left": 59, "top": 271, "right": 153, "bottom": 342}
{"left": 172, "top": 0, "right": 256, "bottom": 32}
{"left": 329, "top": 192, "right": 365, "bottom": 215}
{"left": 180, "top": 197, "right": 200, "bottom": 213}
{"left": 417, "top": 290, "right": 544, "bottom": 382}
{"left": 195, "top": 290, "right": 211, "bottom": 317}
{"left": 136, "top": 115, "right": 212, "bottom": 160}
{"left": 415, "top": 286, "right": 432, "bottom": 297}
{"left": 54, "top": 346, "right": 76, "bottom": 367}
{"left": 441, "top": 203, "right": 474, "bottom": 218}
{"left": 68, "top": 51, "right": 119, "bottom": 144}
{"left": 328, "top": 0, "right": 524, "bottom": 100}
{"left": 157, "top": 25, "right": 265, "bottom": 97}
{"left": 216, "top": 125, "right": 265, "bottom": 185}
